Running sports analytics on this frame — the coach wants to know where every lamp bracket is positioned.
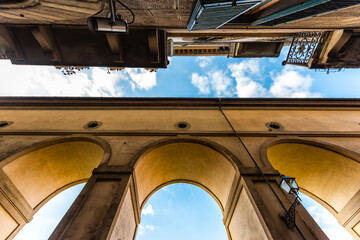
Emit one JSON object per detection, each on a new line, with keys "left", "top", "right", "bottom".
{"left": 279, "top": 196, "right": 300, "bottom": 229}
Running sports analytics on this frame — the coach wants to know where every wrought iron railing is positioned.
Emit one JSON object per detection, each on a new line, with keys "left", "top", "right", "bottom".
{"left": 282, "top": 31, "right": 327, "bottom": 67}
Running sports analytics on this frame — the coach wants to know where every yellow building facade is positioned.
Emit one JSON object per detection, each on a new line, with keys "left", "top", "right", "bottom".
{"left": 0, "top": 97, "right": 359, "bottom": 239}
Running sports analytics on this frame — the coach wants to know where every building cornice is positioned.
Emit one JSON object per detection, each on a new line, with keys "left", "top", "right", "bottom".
{"left": 0, "top": 97, "right": 359, "bottom": 108}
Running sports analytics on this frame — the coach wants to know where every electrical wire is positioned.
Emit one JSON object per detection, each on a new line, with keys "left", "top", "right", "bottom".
{"left": 218, "top": 98, "right": 306, "bottom": 240}
{"left": 116, "top": 0, "right": 135, "bottom": 24}
{"left": 93, "top": 0, "right": 106, "bottom": 16}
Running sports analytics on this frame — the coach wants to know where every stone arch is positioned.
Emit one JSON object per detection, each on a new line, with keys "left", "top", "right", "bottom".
{"left": 141, "top": 180, "right": 224, "bottom": 213}
{"left": 128, "top": 140, "right": 241, "bottom": 239}
{"left": 0, "top": 136, "right": 110, "bottom": 240}
{"left": 133, "top": 140, "right": 240, "bottom": 212}
{"left": 129, "top": 137, "right": 243, "bottom": 169}
{"left": 261, "top": 137, "right": 360, "bottom": 238}
{"left": 51, "top": 137, "right": 329, "bottom": 240}
{"left": 125, "top": 139, "right": 274, "bottom": 239}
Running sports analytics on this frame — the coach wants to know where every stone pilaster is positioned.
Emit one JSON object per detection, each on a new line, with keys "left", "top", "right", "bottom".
{"left": 49, "top": 166, "right": 139, "bottom": 240}
{"left": 224, "top": 168, "right": 329, "bottom": 240}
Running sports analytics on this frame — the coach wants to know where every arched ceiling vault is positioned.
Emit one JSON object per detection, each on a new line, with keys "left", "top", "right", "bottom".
{"left": 267, "top": 142, "right": 360, "bottom": 214}
{"left": 134, "top": 142, "right": 239, "bottom": 213}
{"left": 2, "top": 141, "right": 104, "bottom": 210}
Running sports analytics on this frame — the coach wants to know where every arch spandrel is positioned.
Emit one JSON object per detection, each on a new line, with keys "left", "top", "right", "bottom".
{"left": 267, "top": 142, "right": 360, "bottom": 213}
{"left": 2, "top": 141, "right": 104, "bottom": 209}
{"left": 134, "top": 142, "right": 238, "bottom": 211}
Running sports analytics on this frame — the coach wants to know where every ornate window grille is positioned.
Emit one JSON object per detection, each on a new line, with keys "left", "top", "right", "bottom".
{"left": 282, "top": 31, "right": 327, "bottom": 67}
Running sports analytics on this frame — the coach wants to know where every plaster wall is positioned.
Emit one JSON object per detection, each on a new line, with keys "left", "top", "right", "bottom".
{"left": 3, "top": 141, "right": 103, "bottom": 208}
{"left": 0, "top": 109, "right": 358, "bottom": 132}
{"left": 228, "top": 187, "right": 268, "bottom": 240}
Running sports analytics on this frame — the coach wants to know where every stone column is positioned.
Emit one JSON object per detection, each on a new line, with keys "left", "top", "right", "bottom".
{"left": 224, "top": 168, "right": 329, "bottom": 240}
{"left": 49, "top": 166, "right": 140, "bottom": 240}
{"left": 50, "top": 168, "right": 329, "bottom": 240}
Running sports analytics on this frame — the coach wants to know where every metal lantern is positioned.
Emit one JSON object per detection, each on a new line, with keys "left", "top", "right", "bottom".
{"left": 279, "top": 175, "right": 301, "bottom": 229}
{"left": 279, "top": 175, "right": 299, "bottom": 196}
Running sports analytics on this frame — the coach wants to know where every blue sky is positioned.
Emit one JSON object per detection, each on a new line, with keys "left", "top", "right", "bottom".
{"left": 2, "top": 47, "right": 359, "bottom": 239}
{"left": 1, "top": 47, "right": 360, "bottom": 98}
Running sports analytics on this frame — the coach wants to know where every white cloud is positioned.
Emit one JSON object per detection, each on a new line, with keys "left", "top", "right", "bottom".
{"left": 125, "top": 68, "right": 157, "bottom": 90}
{"left": 0, "top": 60, "right": 159, "bottom": 96}
{"left": 142, "top": 204, "right": 155, "bottom": 216}
{"left": 191, "top": 59, "right": 321, "bottom": 98}
{"left": 129, "top": 81, "right": 136, "bottom": 92}
{"left": 0, "top": 60, "right": 124, "bottom": 97}
{"left": 208, "top": 70, "right": 233, "bottom": 97}
{"left": 269, "top": 66, "right": 321, "bottom": 98}
{"left": 138, "top": 224, "right": 145, "bottom": 235}
{"left": 191, "top": 56, "right": 233, "bottom": 97}
{"left": 137, "top": 224, "right": 159, "bottom": 236}
{"left": 322, "top": 227, "right": 355, "bottom": 240}
{"left": 191, "top": 73, "right": 210, "bottom": 95}
{"left": 195, "top": 56, "right": 214, "bottom": 68}
{"left": 228, "top": 59, "right": 267, "bottom": 97}
{"left": 300, "top": 193, "right": 354, "bottom": 240}
{"left": 161, "top": 186, "right": 176, "bottom": 197}
{"left": 145, "top": 225, "right": 155, "bottom": 231}
{"left": 191, "top": 70, "right": 233, "bottom": 96}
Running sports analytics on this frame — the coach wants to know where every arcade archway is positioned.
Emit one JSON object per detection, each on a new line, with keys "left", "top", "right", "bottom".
{"left": 107, "top": 141, "right": 272, "bottom": 240}
{"left": 0, "top": 138, "right": 106, "bottom": 240}
{"left": 265, "top": 138, "right": 360, "bottom": 239}
{"left": 48, "top": 138, "right": 330, "bottom": 240}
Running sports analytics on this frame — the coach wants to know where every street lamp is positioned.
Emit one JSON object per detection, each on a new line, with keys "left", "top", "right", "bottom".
{"left": 88, "top": 0, "right": 128, "bottom": 33}
{"left": 279, "top": 175, "right": 301, "bottom": 229}
{"left": 279, "top": 175, "right": 299, "bottom": 195}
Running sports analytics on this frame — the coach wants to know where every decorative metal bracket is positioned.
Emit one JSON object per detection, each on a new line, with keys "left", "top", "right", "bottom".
{"left": 279, "top": 196, "right": 301, "bottom": 229}
{"left": 282, "top": 31, "right": 325, "bottom": 67}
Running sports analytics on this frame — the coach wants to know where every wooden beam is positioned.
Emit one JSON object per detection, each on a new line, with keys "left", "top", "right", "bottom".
{"left": 31, "top": 27, "right": 61, "bottom": 61}
{"left": 148, "top": 29, "right": 160, "bottom": 63}
{"left": 0, "top": 26, "right": 24, "bottom": 61}
{"left": 105, "top": 33, "right": 124, "bottom": 63}
{"left": 329, "top": 30, "right": 352, "bottom": 56}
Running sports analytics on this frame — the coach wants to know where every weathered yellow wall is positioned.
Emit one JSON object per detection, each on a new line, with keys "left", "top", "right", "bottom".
{"left": 3, "top": 141, "right": 104, "bottom": 209}
{"left": 1, "top": 109, "right": 359, "bottom": 132}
